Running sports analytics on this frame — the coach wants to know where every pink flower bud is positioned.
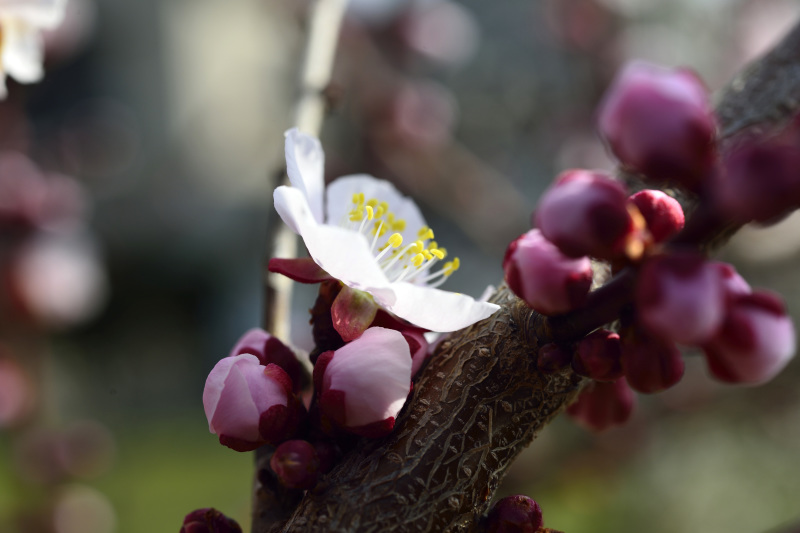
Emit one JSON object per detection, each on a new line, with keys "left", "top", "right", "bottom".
{"left": 703, "top": 291, "right": 795, "bottom": 385}
{"left": 314, "top": 327, "right": 412, "bottom": 438}
{"left": 711, "top": 261, "right": 751, "bottom": 302}
{"left": 713, "top": 137, "right": 800, "bottom": 223}
{"left": 572, "top": 329, "right": 623, "bottom": 381}
{"left": 636, "top": 252, "right": 725, "bottom": 345}
{"left": 503, "top": 229, "right": 593, "bottom": 315}
{"left": 203, "top": 355, "right": 302, "bottom": 452}
{"left": 229, "top": 328, "right": 305, "bottom": 392}
{"left": 628, "top": 190, "right": 685, "bottom": 243}
{"left": 180, "top": 508, "right": 242, "bottom": 533}
{"left": 567, "top": 378, "right": 636, "bottom": 432}
{"left": 270, "top": 440, "right": 320, "bottom": 490}
{"left": 535, "top": 170, "right": 634, "bottom": 260}
{"left": 598, "top": 61, "right": 716, "bottom": 191}
{"left": 485, "top": 495, "right": 543, "bottom": 533}
{"left": 537, "top": 343, "right": 572, "bottom": 374}
{"left": 621, "top": 326, "right": 684, "bottom": 393}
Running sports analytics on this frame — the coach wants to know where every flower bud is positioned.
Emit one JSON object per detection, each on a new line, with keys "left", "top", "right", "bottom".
{"left": 180, "top": 508, "right": 242, "bottom": 533}
{"left": 711, "top": 261, "right": 751, "bottom": 302}
{"left": 566, "top": 378, "right": 636, "bottom": 432}
{"left": 572, "top": 329, "right": 623, "bottom": 381}
{"left": 703, "top": 291, "right": 795, "bottom": 385}
{"left": 313, "top": 327, "right": 412, "bottom": 438}
{"left": 229, "top": 328, "right": 305, "bottom": 392}
{"left": 621, "top": 326, "right": 684, "bottom": 393}
{"left": 485, "top": 494, "right": 543, "bottom": 533}
{"left": 537, "top": 343, "right": 572, "bottom": 374}
{"left": 270, "top": 440, "right": 321, "bottom": 490}
{"left": 503, "top": 229, "right": 593, "bottom": 315}
{"left": 535, "top": 170, "right": 634, "bottom": 260}
{"left": 203, "top": 355, "right": 303, "bottom": 451}
{"left": 636, "top": 252, "right": 724, "bottom": 345}
{"left": 713, "top": 137, "right": 800, "bottom": 223}
{"left": 598, "top": 61, "right": 716, "bottom": 191}
{"left": 628, "top": 190, "right": 685, "bottom": 243}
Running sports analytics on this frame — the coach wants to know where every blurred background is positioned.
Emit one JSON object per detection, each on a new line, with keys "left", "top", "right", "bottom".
{"left": 1, "top": 0, "right": 800, "bottom": 531}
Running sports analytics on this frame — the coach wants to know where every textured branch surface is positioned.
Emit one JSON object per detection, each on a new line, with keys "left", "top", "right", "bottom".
{"left": 258, "top": 18, "right": 800, "bottom": 533}
{"left": 280, "top": 287, "right": 582, "bottom": 532}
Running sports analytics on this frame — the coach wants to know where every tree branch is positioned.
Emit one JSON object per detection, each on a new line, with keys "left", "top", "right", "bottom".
{"left": 262, "top": 17, "right": 800, "bottom": 533}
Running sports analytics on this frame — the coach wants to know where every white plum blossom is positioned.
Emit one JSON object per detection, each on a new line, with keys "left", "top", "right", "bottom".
{"left": 0, "top": 0, "right": 67, "bottom": 97}
{"left": 273, "top": 128, "right": 499, "bottom": 332}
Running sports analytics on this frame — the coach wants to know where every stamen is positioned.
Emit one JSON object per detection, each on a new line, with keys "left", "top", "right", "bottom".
{"left": 374, "top": 233, "right": 403, "bottom": 261}
{"left": 365, "top": 205, "right": 374, "bottom": 220}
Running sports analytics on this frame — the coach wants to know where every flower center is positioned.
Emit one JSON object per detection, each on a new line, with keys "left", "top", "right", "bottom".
{"left": 345, "top": 193, "right": 460, "bottom": 287}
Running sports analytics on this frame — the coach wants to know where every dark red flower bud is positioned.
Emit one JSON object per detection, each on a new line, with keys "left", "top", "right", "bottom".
{"left": 180, "top": 508, "right": 242, "bottom": 533}
{"left": 503, "top": 229, "right": 593, "bottom": 315}
{"left": 485, "top": 495, "right": 543, "bottom": 533}
{"left": 270, "top": 440, "right": 321, "bottom": 490}
{"left": 598, "top": 61, "right": 716, "bottom": 191}
{"left": 572, "top": 330, "right": 623, "bottom": 381}
{"left": 535, "top": 170, "right": 634, "bottom": 260}
{"left": 621, "top": 326, "right": 684, "bottom": 394}
{"left": 566, "top": 379, "right": 636, "bottom": 432}
{"left": 628, "top": 190, "right": 685, "bottom": 243}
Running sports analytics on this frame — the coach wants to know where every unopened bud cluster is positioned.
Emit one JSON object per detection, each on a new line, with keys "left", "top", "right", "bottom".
{"left": 506, "top": 61, "right": 798, "bottom": 432}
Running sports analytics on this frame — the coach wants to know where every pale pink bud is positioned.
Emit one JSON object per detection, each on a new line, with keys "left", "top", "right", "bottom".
{"left": 703, "top": 291, "right": 795, "bottom": 385}
{"left": 270, "top": 440, "right": 320, "bottom": 490}
{"left": 203, "top": 354, "right": 301, "bottom": 452}
{"left": 180, "top": 508, "right": 242, "bottom": 533}
{"left": 628, "top": 190, "right": 685, "bottom": 243}
{"left": 503, "top": 229, "right": 593, "bottom": 315}
{"left": 713, "top": 137, "right": 800, "bottom": 223}
{"left": 598, "top": 61, "right": 716, "bottom": 191}
{"left": 485, "top": 495, "right": 543, "bottom": 533}
{"left": 636, "top": 252, "right": 725, "bottom": 345}
{"left": 711, "top": 261, "right": 751, "bottom": 302}
{"left": 229, "top": 328, "right": 305, "bottom": 392}
{"left": 567, "top": 378, "right": 636, "bottom": 432}
{"left": 313, "top": 327, "right": 412, "bottom": 438}
{"left": 572, "top": 329, "right": 623, "bottom": 381}
{"left": 535, "top": 170, "right": 634, "bottom": 260}
{"left": 621, "top": 326, "right": 684, "bottom": 393}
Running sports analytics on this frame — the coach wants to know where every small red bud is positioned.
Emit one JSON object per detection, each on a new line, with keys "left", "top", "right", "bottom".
{"left": 628, "top": 190, "right": 685, "bottom": 243}
{"left": 621, "top": 326, "right": 684, "bottom": 394}
{"left": 567, "top": 378, "right": 636, "bottom": 432}
{"left": 572, "top": 330, "right": 623, "bottom": 381}
{"left": 485, "top": 495, "right": 543, "bottom": 533}
{"left": 180, "top": 508, "right": 242, "bottom": 533}
{"left": 270, "top": 440, "right": 321, "bottom": 490}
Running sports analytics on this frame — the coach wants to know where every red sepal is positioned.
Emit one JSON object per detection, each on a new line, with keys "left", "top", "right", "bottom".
{"left": 268, "top": 257, "right": 333, "bottom": 283}
{"left": 218, "top": 434, "right": 264, "bottom": 452}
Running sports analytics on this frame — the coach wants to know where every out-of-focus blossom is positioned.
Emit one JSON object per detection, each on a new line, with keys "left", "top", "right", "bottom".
{"left": 712, "top": 261, "right": 751, "bottom": 302}
{"left": 53, "top": 484, "right": 116, "bottom": 533}
{"left": 621, "top": 326, "right": 684, "bottom": 393}
{"left": 384, "top": 80, "right": 457, "bottom": 148}
{"left": 10, "top": 234, "right": 107, "bottom": 329}
{"left": 703, "top": 291, "right": 795, "bottom": 385}
{"left": 636, "top": 251, "right": 724, "bottom": 345}
{"left": 272, "top": 129, "right": 499, "bottom": 332}
{"left": 270, "top": 440, "right": 320, "bottom": 490}
{"left": 503, "top": 228, "right": 593, "bottom": 316}
{"left": 203, "top": 354, "right": 303, "bottom": 452}
{"left": 402, "top": 0, "right": 479, "bottom": 68}
{"left": 0, "top": 352, "right": 34, "bottom": 426}
{"left": 485, "top": 494, "right": 544, "bottom": 533}
{"left": 566, "top": 378, "right": 636, "bottom": 432}
{"left": 572, "top": 329, "right": 624, "bottom": 381}
{"left": 598, "top": 61, "right": 716, "bottom": 191}
{"left": 180, "top": 508, "right": 242, "bottom": 533}
{"left": 534, "top": 169, "right": 636, "bottom": 260}
{"left": 628, "top": 189, "right": 685, "bottom": 243}
{"left": 0, "top": 0, "right": 68, "bottom": 97}
{"left": 314, "top": 327, "right": 411, "bottom": 438}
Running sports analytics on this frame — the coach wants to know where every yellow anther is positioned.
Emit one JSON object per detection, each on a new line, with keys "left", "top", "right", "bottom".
{"left": 366, "top": 198, "right": 379, "bottom": 209}
{"left": 392, "top": 219, "right": 406, "bottom": 232}
{"left": 438, "top": 247, "right": 448, "bottom": 257}
{"left": 417, "top": 226, "right": 430, "bottom": 238}
{"left": 387, "top": 233, "right": 403, "bottom": 248}
{"left": 414, "top": 240, "right": 424, "bottom": 252}
{"left": 428, "top": 241, "right": 438, "bottom": 250}
{"left": 372, "top": 221, "right": 387, "bottom": 237}
{"left": 444, "top": 257, "right": 461, "bottom": 275}
{"left": 422, "top": 250, "right": 433, "bottom": 261}
{"left": 352, "top": 192, "right": 365, "bottom": 205}
{"left": 365, "top": 205, "right": 374, "bottom": 220}
{"left": 374, "top": 206, "right": 385, "bottom": 219}
{"left": 420, "top": 228, "right": 434, "bottom": 241}
{"left": 430, "top": 249, "right": 445, "bottom": 260}
{"left": 412, "top": 253, "right": 425, "bottom": 267}
{"left": 349, "top": 208, "right": 364, "bottom": 222}
{"left": 379, "top": 201, "right": 389, "bottom": 212}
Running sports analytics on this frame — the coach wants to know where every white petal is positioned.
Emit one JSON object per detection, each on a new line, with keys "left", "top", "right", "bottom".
{"left": 326, "top": 327, "right": 411, "bottom": 427}
{"left": 284, "top": 128, "right": 325, "bottom": 223}
{"left": 325, "top": 174, "right": 428, "bottom": 244}
{"left": 385, "top": 282, "right": 500, "bottom": 332}
{"left": 2, "top": 17, "right": 44, "bottom": 83}
{"left": 0, "top": 0, "right": 67, "bottom": 27}
{"left": 274, "top": 184, "right": 316, "bottom": 235}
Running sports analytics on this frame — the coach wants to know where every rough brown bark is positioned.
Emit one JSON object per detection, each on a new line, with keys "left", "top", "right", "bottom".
{"left": 255, "top": 18, "right": 800, "bottom": 533}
